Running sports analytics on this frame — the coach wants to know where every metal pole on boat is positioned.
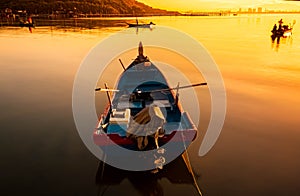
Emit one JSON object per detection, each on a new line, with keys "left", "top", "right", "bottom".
{"left": 104, "top": 83, "right": 113, "bottom": 115}
{"left": 119, "top": 59, "right": 126, "bottom": 70}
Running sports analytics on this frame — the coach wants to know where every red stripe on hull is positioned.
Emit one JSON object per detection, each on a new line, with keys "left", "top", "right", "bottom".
{"left": 93, "top": 129, "right": 197, "bottom": 147}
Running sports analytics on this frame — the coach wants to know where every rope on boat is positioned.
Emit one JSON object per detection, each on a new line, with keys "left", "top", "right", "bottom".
{"left": 97, "top": 154, "right": 110, "bottom": 196}
{"left": 182, "top": 150, "right": 203, "bottom": 196}
{"left": 180, "top": 125, "right": 203, "bottom": 196}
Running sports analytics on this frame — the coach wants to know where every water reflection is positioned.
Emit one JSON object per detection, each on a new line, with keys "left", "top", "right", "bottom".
{"left": 133, "top": 26, "right": 155, "bottom": 35}
{"left": 1, "top": 15, "right": 300, "bottom": 196}
{"left": 95, "top": 155, "right": 201, "bottom": 196}
{"left": 4, "top": 18, "right": 156, "bottom": 36}
{"left": 271, "top": 35, "right": 293, "bottom": 51}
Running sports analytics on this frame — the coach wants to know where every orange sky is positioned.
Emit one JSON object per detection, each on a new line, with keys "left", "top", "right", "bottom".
{"left": 138, "top": 0, "right": 300, "bottom": 11}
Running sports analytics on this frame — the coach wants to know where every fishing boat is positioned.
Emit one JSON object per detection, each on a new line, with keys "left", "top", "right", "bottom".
{"left": 19, "top": 17, "right": 35, "bottom": 33}
{"left": 93, "top": 42, "right": 206, "bottom": 171}
{"left": 282, "top": 25, "right": 293, "bottom": 38}
{"left": 127, "top": 21, "right": 155, "bottom": 28}
{"left": 19, "top": 17, "right": 35, "bottom": 27}
{"left": 19, "top": 21, "right": 35, "bottom": 27}
{"left": 272, "top": 24, "right": 293, "bottom": 38}
{"left": 271, "top": 19, "right": 296, "bottom": 42}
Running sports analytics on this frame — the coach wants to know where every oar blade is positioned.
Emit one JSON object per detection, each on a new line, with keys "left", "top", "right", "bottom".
{"left": 95, "top": 88, "right": 119, "bottom": 92}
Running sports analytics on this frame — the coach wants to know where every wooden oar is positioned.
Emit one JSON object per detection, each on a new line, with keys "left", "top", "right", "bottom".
{"left": 143, "top": 82, "right": 207, "bottom": 93}
{"left": 95, "top": 88, "right": 119, "bottom": 92}
{"left": 95, "top": 82, "right": 207, "bottom": 93}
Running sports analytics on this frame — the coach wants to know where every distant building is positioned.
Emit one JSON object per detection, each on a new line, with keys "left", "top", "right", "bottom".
{"left": 257, "top": 7, "right": 263, "bottom": 13}
{"left": 248, "top": 8, "right": 253, "bottom": 13}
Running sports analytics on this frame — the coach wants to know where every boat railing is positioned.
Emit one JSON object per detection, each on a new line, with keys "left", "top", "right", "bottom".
{"left": 110, "top": 109, "right": 130, "bottom": 123}
{"left": 106, "top": 109, "right": 131, "bottom": 137}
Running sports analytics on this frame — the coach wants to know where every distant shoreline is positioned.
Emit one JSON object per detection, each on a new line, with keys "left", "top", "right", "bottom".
{"left": 1, "top": 12, "right": 299, "bottom": 29}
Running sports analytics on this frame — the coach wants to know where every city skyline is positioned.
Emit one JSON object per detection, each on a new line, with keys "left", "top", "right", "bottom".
{"left": 138, "top": 0, "right": 300, "bottom": 11}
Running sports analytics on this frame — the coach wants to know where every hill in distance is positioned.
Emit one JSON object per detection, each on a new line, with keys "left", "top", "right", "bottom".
{"left": 0, "top": 0, "right": 180, "bottom": 16}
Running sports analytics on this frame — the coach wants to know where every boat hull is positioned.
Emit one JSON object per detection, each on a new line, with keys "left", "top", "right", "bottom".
{"left": 127, "top": 23, "right": 154, "bottom": 28}
{"left": 19, "top": 23, "right": 35, "bottom": 28}
{"left": 94, "top": 43, "right": 199, "bottom": 169}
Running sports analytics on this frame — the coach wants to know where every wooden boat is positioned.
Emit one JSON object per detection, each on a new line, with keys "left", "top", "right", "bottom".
{"left": 93, "top": 42, "right": 206, "bottom": 170}
{"left": 127, "top": 21, "right": 155, "bottom": 28}
{"left": 282, "top": 26, "right": 292, "bottom": 38}
{"left": 273, "top": 25, "right": 293, "bottom": 38}
{"left": 271, "top": 20, "right": 296, "bottom": 40}
{"left": 19, "top": 17, "right": 35, "bottom": 28}
{"left": 19, "top": 22, "right": 35, "bottom": 28}
{"left": 19, "top": 17, "right": 35, "bottom": 33}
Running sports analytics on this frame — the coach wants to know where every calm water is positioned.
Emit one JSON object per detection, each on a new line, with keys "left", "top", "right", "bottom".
{"left": 1, "top": 15, "right": 300, "bottom": 196}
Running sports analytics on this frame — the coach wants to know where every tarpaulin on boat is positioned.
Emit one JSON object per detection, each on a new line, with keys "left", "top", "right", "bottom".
{"left": 126, "top": 105, "right": 165, "bottom": 150}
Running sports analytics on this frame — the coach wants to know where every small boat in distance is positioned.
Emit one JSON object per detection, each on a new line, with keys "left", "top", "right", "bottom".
{"left": 19, "top": 17, "right": 35, "bottom": 33}
{"left": 271, "top": 19, "right": 296, "bottom": 43}
{"left": 127, "top": 21, "right": 155, "bottom": 28}
{"left": 94, "top": 42, "right": 206, "bottom": 171}
{"left": 19, "top": 21, "right": 35, "bottom": 28}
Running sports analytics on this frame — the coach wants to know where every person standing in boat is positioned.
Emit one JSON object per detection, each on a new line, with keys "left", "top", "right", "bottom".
{"left": 278, "top": 19, "right": 284, "bottom": 36}
{"left": 274, "top": 19, "right": 284, "bottom": 44}
{"left": 271, "top": 24, "right": 277, "bottom": 34}
{"left": 271, "top": 23, "right": 277, "bottom": 43}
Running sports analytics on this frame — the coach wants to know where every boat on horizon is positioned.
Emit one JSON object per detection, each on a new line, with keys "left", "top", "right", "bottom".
{"left": 271, "top": 19, "right": 296, "bottom": 43}
{"left": 93, "top": 42, "right": 206, "bottom": 171}
{"left": 126, "top": 21, "right": 155, "bottom": 28}
{"left": 19, "top": 17, "right": 35, "bottom": 33}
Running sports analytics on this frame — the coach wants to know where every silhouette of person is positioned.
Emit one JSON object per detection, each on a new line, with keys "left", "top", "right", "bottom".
{"left": 278, "top": 19, "right": 284, "bottom": 36}
{"left": 271, "top": 24, "right": 277, "bottom": 34}
{"left": 275, "top": 19, "right": 284, "bottom": 44}
{"left": 271, "top": 24, "right": 278, "bottom": 43}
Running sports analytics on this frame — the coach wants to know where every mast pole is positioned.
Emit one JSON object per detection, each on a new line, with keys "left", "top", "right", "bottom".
{"left": 104, "top": 83, "right": 113, "bottom": 115}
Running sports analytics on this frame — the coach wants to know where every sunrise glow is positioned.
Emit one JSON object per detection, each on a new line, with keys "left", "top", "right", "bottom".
{"left": 138, "top": 0, "right": 300, "bottom": 11}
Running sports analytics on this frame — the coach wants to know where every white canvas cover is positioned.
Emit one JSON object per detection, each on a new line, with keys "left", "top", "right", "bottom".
{"left": 126, "top": 105, "right": 165, "bottom": 150}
